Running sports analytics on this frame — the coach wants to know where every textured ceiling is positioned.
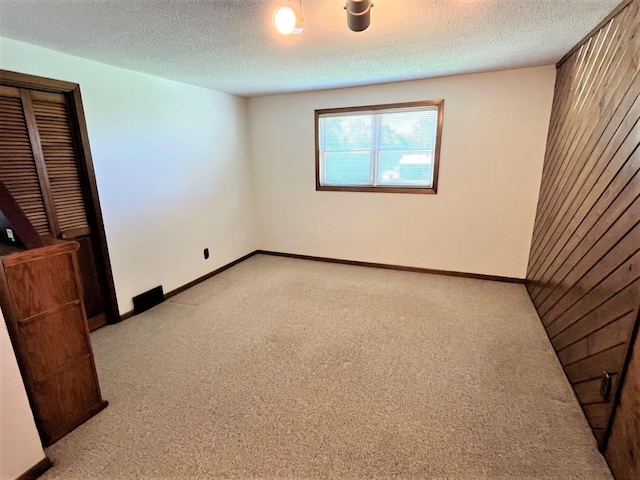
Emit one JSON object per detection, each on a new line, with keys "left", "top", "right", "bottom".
{"left": 0, "top": 0, "right": 620, "bottom": 97}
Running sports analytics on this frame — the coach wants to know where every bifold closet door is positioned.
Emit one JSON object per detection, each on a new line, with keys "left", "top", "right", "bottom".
{"left": 0, "top": 86, "right": 106, "bottom": 328}
{"left": 0, "top": 85, "right": 52, "bottom": 236}
{"left": 28, "top": 91, "right": 105, "bottom": 323}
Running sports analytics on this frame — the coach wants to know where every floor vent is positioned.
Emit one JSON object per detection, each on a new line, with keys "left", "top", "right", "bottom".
{"left": 132, "top": 286, "right": 164, "bottom": 314}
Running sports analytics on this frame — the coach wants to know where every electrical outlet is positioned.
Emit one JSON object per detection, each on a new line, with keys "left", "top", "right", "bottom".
{"left": 600, "top": 371, "right": 612, "bottom": 400}
{"left": 204, "top": 248, "right": 209, "bottom": 259}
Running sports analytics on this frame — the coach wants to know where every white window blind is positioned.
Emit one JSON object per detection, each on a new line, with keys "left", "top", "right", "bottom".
{"left": 317, "top": 102, "right": 442, "bottom": 192}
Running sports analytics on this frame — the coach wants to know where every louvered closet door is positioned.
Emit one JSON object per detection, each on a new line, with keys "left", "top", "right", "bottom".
{"left": 0, "top": 87, "right": 106, "bottom": 328}
{"left": 0, "top": 86, "right": 51, "bottom": 236}
{"left": 29, "top": 91, "right": 105, "bottom": 323}
{"left": 30, "top": 91, "right": 89, "bottom": 236}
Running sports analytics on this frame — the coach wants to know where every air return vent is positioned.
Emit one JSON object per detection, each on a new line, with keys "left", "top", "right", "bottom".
{"left": 132, "top": 286, "right": 164, "bottom": 314}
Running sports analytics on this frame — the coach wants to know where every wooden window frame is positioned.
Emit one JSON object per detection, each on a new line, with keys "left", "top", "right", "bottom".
{"left": 0, "top": 69, "right": 120, "bottom": 324}
{"left": 315, "top": 100, "right": 444, "bottom": 194}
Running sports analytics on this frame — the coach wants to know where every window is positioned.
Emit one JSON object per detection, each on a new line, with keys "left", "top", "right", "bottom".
{"left": 315, "top": 100, "right": 443, "bottom": 194}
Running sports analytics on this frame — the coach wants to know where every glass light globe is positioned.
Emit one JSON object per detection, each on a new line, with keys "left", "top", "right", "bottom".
{"left": 274, "top": 6, "right": 297, "bottom": 35}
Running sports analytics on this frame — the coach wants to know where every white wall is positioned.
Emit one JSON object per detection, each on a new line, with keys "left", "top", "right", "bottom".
{"left": 0, "top": 311, "right": 46, "bottom": 480}
{"left": 0, "top": 37, "right": 257, "bottom": 313}
{"left": 0, "top": 43, "right": 553, "bottom": 475}
{"left": 248, "top": 66, "right": 555, "bottom": 278}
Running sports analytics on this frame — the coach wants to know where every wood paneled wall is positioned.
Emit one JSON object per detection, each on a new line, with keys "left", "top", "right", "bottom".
{"left": 606, "top": 326, "right": 640, "bottom": 479}
{"left": 526, "top": 0, "right": 640, "bottom": 452}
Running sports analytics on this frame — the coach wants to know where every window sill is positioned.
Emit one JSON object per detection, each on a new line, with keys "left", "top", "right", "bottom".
{"left": 316, "top": 185, "right": 437, "bottom": 194}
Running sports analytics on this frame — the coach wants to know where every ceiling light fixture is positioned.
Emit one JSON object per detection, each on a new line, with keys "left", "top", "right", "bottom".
{"left": 274, "top": 1, "right": 303, "bottom": 35}
{"left": 345, "top": 0, "right": 373, "bottom": 32}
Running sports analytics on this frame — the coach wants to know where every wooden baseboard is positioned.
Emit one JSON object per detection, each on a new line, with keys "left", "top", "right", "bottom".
{"left": 15, "top": 457, "right": 53, "bottom": 480}
{"left": 119, "top": 251, "right": 259, "bottom": 321}
{"left": 256, "top": 250, "right": 526, "bottom": 284}
{"left": 164, "top": 251, "right": 259, "bottom": 300}
{"left": 117, "top": 249, "right": 523, "bottom": 322}
{"left": 87, "top": 312, "right": 108, "bottom": 331}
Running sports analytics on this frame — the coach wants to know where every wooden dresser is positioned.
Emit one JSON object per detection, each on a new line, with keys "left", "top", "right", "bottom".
{"left": 0, "top": 240, "right": 107, "bottom": 445}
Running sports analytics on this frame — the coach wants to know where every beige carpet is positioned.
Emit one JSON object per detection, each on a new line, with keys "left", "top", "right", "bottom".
{"left": 42, "top": 255, "right": 612, "bottom": 479}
